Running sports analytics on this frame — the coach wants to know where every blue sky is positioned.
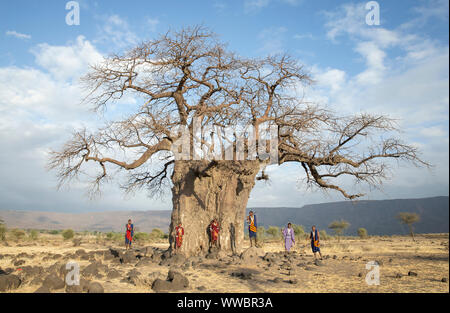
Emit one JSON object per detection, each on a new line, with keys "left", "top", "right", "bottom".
{"left": 0, "top": 0, "right": 448, "bottom": 212}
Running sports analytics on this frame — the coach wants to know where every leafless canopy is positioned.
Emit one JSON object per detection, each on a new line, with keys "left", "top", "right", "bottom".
{"left": 48, "top": 26, "right": 429, "bottom": 199}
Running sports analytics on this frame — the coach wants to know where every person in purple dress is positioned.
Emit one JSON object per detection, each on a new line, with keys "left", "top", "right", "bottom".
{"left": 282, "top": 223, "right": 295, "bottom": 252}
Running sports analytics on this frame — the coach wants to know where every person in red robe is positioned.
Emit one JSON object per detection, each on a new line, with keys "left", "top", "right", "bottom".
{"left": 125, "top": 219, "right": 134, "bottom": 250}
{"left": 209, "top": 219, "right": 220, "bottom": 247}
{"left": 175, "top": 222, "right": 184, "bottom": 253}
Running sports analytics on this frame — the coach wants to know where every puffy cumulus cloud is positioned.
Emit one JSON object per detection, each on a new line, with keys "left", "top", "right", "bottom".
{"left": 0, "top": 36, "right": 169, "bottom": 213}
{"left": 248, "top": 2, "right": 449, "bottom": 207}
{"left": 31, "top": 36, "right": 103, "bottom": 81}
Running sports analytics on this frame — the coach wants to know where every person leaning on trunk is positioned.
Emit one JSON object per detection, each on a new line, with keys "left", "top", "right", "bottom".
{"left": 247, "top": 211, "right": 258, "bottom": 247}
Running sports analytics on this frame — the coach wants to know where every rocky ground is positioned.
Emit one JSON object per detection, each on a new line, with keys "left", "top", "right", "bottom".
{"left": 0, "top": 234, "right": 448, "bottom": 293}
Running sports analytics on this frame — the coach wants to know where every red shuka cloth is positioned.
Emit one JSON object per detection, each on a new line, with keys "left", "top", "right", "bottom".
{"left": 126, "top": 224, "right": 133, "bottom": 243}
{"left": 210, "top": 222, "right": 220, "bottom": 243}
{"left": 175, "top": 226, "right": 184, "bottom": 248}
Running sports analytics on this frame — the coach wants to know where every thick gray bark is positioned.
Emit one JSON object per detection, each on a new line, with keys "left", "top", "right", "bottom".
{"left": 169, "top": 160, "right": 261, "bottom": 257}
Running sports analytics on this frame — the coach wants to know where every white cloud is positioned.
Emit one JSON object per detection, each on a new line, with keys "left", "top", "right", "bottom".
{"left": 6, "top": 30, "right": 31, "bottom": 40}
{"left": 257, "top": 26, "right": 288, "bottom": 54}
{"left": 31, "top": 36, "right": 103, "bottom": 81}
{"left": 147, "top": 17, "right": 159, "bottom": 32}
{"left": 0, "top": 37, "right": 170, "bottom": 213}
{"left": 95, "top": 14, "right": 140, "bottom": 49}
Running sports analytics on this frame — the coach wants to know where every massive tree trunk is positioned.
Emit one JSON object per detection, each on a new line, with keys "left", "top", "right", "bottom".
{"left": 169, "top": 160, "right": 261, "bottom": 257}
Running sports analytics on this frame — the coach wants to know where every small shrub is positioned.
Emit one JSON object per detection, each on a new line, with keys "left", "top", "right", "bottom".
{"left": 257, "top": 226, "right": 266, "bottom": 241}
{"left": 0, "top": 219, "right": 6, "bottom": 241}
{"left": 319, "top": 230, "right": 329, "bottom": 240}
{"left": 29, "top": 229, "right": 39, "bottom": 240}
{"left": 357, "top": 228, "right": 368, "bottom": 239}
{"left": 133, "top": 232, "right": 150, "bottom": 242}
{"left": 49, "top": 230, "right": 60, "bottom": 235}
{"left": 266, "top": 226, "right": 280, "bottom": 239}
{"left": 62, "top": 229, "right": 75, "bottom": 240}
{"left": 10, "top": 228, "right": 26, "bottom": 241}
{"left": 292, "top": 224, "right": 305, "bottom": 240}
{"left": 149, "top": 228, "right": 165, "bottom": 241}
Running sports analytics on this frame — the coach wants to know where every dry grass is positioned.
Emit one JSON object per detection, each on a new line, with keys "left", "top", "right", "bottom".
{"left": 0, "top": 233, "right": 448, "bottom": 293}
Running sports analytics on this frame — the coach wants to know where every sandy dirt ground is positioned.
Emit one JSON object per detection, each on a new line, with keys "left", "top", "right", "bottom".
{"left": 0, "top": 233, "right": 448, "bottom": 293}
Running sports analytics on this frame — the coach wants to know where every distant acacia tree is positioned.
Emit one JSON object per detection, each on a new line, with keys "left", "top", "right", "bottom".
{"left": 397, "top": 212, "right": 420, "bottom": 241}
{"left": 48, "top": 25, "right": 428, "bottom": 256}
{"left": 329, "top": 220, "right": 350, "bottom": 242}
{"left": 357, "top": 227, "right": 368, "bottom": 239}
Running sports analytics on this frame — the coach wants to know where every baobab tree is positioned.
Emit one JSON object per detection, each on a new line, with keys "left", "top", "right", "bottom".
{"left": 48, "top": 26, "right": 427, "bottom": 256}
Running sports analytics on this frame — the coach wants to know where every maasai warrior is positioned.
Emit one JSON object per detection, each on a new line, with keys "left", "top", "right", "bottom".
{"left": 209, "top": 219, "right": 220, "bottom": 247}
{"left": 125, "top": 219, "right": 134, "bottom": 250}
{"left": 247, "top": 211, "right": 258, "bottom": 247}
{"left": 308, "top": 225, "right": 323, "bottom": 260}
{"left": 282, "top": 223, "right": 295, "bottom": 252}
{"left": 175, "top": 222, "right": 184, "bottom": 253}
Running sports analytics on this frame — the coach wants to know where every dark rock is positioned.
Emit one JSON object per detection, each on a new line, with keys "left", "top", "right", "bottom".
{"left": 408, "top": 271, "right": 418, "bottom": 277}
{"left": 87, "top": 282, "right": 104, "bottom": 293}
{"left": 152, "top": 279, "right": 173, "bottom": 292}
{"left": 107, "top": 269, "right": 121, "bottom": 279}
{"left": 13, "top": 260, "right": 26, "bottom": 267}
{"left": 120, "top": 251, "right": 137, "bottom": 264}
{"left": 151, "top": 270, "right": 189, "bottom": 292}
{"left": 168, "top": 270, "right": 189, "bottom": 289}
{"left": 65, "top": 284, "right": 83, "bottom": 293}
{"left": 160, "top": 253, "right": 186, "bottom": 266}
{"left": 395, "top": 273, "right": 402, "bottom": 279}
{"left": 34, "top": 285, "right": 51, "bottom": 293}
{"left": 358, "top": 272, "right": 364, "bottom": 278}
{"left": 231, "top": 269, "right": 259, "bottom": 280}
{"left": 197, "top": 286, "right": 206, "bottom": 291}
{"left": 135, "top": 258, "right": 153, "bottom": 267}
{"left": 314, "top": 259, "right": 324, "bottom": 266}
{"left": 75, "top": 249, "right": 86, "bottom": 256}
{"left": 288, "top": 279, "right": 298, "bottom": 284}
{"left": 30, "top": 277, "right": 43, "bottom": 285}
{"left": 42, "top": 273, "right": 65, "bottom": 290}
{"left": 0, "top": 274, "right": 21, "bottom": 291}
{"left": 108, "top": 248, "right": 120, "bottom": 258}
{"left": 82, "top": 262, "right": 107, "bottom": 278}
{"left": 441, "top": 278, "right": 447, "bottom": 283}
{"left": 273, "top": 277, "right": 283, "bottom": 283}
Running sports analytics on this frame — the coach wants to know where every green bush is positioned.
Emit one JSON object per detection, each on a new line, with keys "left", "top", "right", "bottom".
{"left": 0, "top": 218, "right": 6, "bottom": 241}
{"left": 133, "top": 232, "right": 150, "bottom": 242}
{"left": 149, "top": 228, "right": 165, "bottom": 241}
{"left": 319, "top": 230, "right": 329, "bottom": 240}
{"left": 292, "top": 224, "right": 305, "bottom": 240}
{"left": 357, "top": 228, "right": 368, "bottom": 238}
{"left": 10, "top": 228, "right": 26, "bottom": 241}
{"left": 29, "top": 229, "right": 39, "bottom": 240}
{"left": 49, "top": 230, "right": 60, "bottom": 235}
{"left": 62, "top": 229, "right": 75, "bottom": 240}
{"left": 266, "top": 226, "right": 280, "bottom": 239}
{"left": 257, "top": 226, "right": 266, "bottom": 240}
{"left": 106, "top": 232, "right": 122, "bottom": 242}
